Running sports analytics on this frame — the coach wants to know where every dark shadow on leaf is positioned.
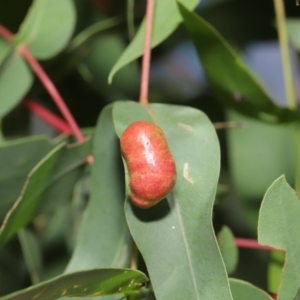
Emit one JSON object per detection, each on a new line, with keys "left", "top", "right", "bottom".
{"left": 129, "top": 198, "right": 171, "bottom": 222}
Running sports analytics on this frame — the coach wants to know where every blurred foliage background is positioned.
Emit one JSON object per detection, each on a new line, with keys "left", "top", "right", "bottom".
{"left": 0, "top": 0, "right": 299, "bottom": 297}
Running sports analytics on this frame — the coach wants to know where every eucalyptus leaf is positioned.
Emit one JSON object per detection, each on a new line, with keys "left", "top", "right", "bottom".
{"left": 229, "top": 278, "right": 273, "bottom": 300}
{"left": 178, "top": 3, "right": 299, "bottom": 123}
{"left": 113, "top": 101, "right": 232, "bottom": 300}
{"left": 0, "top": 39, "right": 33, "bottom": 117}
{"left": 66, "top": 105, "right": 131, "bottom": 272}
{"left": 287, "top": 18, "right": 300, "bottom": 51}
{"left": 0, "top": 138, "right": 92, "bottom": 248}
{"left": 258, "top": 176, "right": 300, "bottom": 300}
{"left": 15, "top": 0, "right": 76, "bottom": 59}
{"left": 108, "top": 0, "right": 199, "bottom": 83}
{"left": 0, "top": 135, "right": 60, "bottom": 221}
{"left": 218, "top": 226, "right": 238, "bottom": 275}
{"left": 0, "top": 268, "right": 148, "bottom": 300}
{"left": 18, "top": 228, "right": 43, "bottom": 285}
{"left": 65, "top": 105, "right": 132, "bottom": 300}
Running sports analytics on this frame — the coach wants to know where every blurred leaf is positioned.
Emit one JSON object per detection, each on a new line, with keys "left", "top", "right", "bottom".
{"left": 14, "top": 0, "right": 76, "bottom": 59}
{"left": 113, "top": 101, "right": 232, "bottom": 300}
{"left": 268, "top": 251, "right": 285, "bottom": 294}
{"left": 0, "top": 39, "right": 33, "bottom": 117}
{"left": 18, "top": 228, "right": 43, "bottom": 285}
{"left": 178, "top": 3, "right": 299, "bottom": 123}
{"left": 218, "top": 226, "right": 238, "bottom": 275}
{"left": 227, "top": 109, "right": 295, "bottom": 233}
{"left": 81, "top": 35, "right": 138, "bottom": 100}
{"left": 258, "top": 176, "right": 300, "bottom": 300}
{"left": 66, "top": 104, "right": 131, "bottom": 272}
{"left": 0, "top": 138, "right": 92, "bottom": 248}
{"left": 0, "top": 268, "right": 148, "bottom": 300}
{"left": 0, "top": 135, "right": 59, "bottom": 221}
{"left": 229, "top": 278, "right": 273, "bottom": 300}
{"left": 108, "top": 0, "right": 199, "bottom": 83}
{"left": 69, "top": 17, "right": 121, "bottom": 51}
{"left": 226, "top": 110, "right": 295, "bottom": 203}
{"left": 286, "top": 19, "right": 300, "bottom": 51}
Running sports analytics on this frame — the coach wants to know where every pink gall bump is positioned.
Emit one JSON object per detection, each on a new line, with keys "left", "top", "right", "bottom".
{"left": 120, "top": 121, "right": 176, "bottom": 209}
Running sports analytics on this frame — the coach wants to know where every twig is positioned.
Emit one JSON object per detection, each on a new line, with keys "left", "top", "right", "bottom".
{"left": 234, "top": 238, "right": 281, "bottom": 252}
{"left": 23, "top": 99, "right": 71, "bottom": 134}
{"left": 139, "top": 0, "right": 155, "bottom": 104}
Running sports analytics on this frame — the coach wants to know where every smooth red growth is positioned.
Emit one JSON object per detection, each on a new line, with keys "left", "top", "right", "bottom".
{"left": 120, "top": 121, "right": 176, "bottom": 209}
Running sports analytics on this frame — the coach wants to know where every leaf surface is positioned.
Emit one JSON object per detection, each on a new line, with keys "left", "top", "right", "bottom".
{"left": 0, "top": 139, "right": 91, "bottom": 248}
{"left": 113, "top": 101, "right": 232, "bottom": 300}
{"left": 178, "top": 3, "right": 299, "bottom": 123}
{"left": 0, "top": 136, "right": 59, "bottom": 220}
{"left": 108, "top": 0, "right": 198, "bottom": 83}
{"left": 258, "top": 176, "right": 300, "bottom": 300}
{"left": 0, "top": 39, "right": 33, "bottom": 117}
{"left": 218, "top": 226, "right": 238, "bottom": 275}
{"left": 0, "top": 268, "right": 148, "bottom": 300}
{"left": 65, "top": 105, "right": 132, "bottom": 300}
{"left": 15, "top": 0, "right": 76, "bottom": 59}
{"left": 229, "top": 279, "right": 273, "bottom": 300}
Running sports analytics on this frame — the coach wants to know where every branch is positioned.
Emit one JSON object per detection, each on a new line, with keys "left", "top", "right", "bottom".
{"left": 139, "top": 0, "right": 155, "bottom": 104}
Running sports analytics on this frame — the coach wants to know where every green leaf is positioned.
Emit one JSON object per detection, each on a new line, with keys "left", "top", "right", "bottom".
{"left": 15, "top": 0, "right": 76, "bottom": 59}
{"left": 178, "top": 3, "right": 299, "bottom": 123}
{"left": 66, "top": 104, "right": 131, "bottom": 272}
{"left": 218, "top": 226, "right": 238, "bottom": 275}
{"left": 286, "top": 19, "right": 300, "bottom": 51}
{"left": 258, "top": 176, "right": 300, "bottom": 300}
{"left": 0, "top": 39, "right": 33, "bottom": 117}
{"left": 65, "top": 105, "right": 132, "bottom": 300}
{"left": 268, "top": 251, "right": 285, "bottom": 294}
{"left": 226, "top": 109, "right": 295, "bottom": 232}
{"left": 0, "top": 138, "right": 91, "bottom": 248}
{"left": 0, "top": 268, "right": 148, "bottom": 300}
{"left": 108, "top": 0, "right": 198, "bottom": 83}
{"left": 81, "top": 35, "right": 139, "bottom": 101}
{"left": 18, "top": 228, "right": 43, "bottom": 285}
{"left": 227, "top": 110, "right": 295, "bottom": 202}
{"left": 113, "top": 101, "right": 232, "bottom": 300}
{"left": 229, "top": 279, "right": 273, "bottom": 300}
{"left": 0, "top": 136, "right": 59, "bottom": 221}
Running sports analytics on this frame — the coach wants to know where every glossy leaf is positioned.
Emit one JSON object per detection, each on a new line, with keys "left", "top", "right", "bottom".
{"left": 15, "top": 0, "right": 76, "bottom": 59}
{"left": 66, "top": 104, "right": 131, "bottom": 272}
{"left": 258, "top": 176, "right": 300, "bottom": 300}
{"left": 229, "top": 279, "right": 273, "bottom": 300}
{"left": 0, "top": 139, "right": 91, "bottom": 248}
{"left": 0, "top": 135, "right": 60, "bottom": 221}
{"left": 108, "top": 0, "right": 199, "bottom": 83}
{"left": 113, "top": 101, "right": 232, "bottom": 300}
{"left": 218, "top": 226, "right": 238, "bottom": 275}
{"left": 0, "top": 39, "right": 33, "bottom": 117}
{"left": 178, "top": 3, "right": 299, "bottom": 123}
{"left": 0, "top": 268, "right": 148, "bottom": 300}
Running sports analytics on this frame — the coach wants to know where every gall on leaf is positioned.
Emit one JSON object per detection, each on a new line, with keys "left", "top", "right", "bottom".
{"left": 120, "top": 121, "right": 176, "bottom": 209}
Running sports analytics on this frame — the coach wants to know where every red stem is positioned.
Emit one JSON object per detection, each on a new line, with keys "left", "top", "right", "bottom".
{"left": 0, "top": 25, "right": 13, "bottom": 41}
{"left": 18, "top": 45, "right": 84, "bottom": 142}
{"left": 23, "top": 99, "right": 72, "bottom": 134}
{"left": 234, "top": 238, "right": 281, "bottom": 252}
{"left": 0, "top": 24, "right": 84, "bottom": 143}
{"left": 139, "top": 0, "right": 155, "bottom": 104}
